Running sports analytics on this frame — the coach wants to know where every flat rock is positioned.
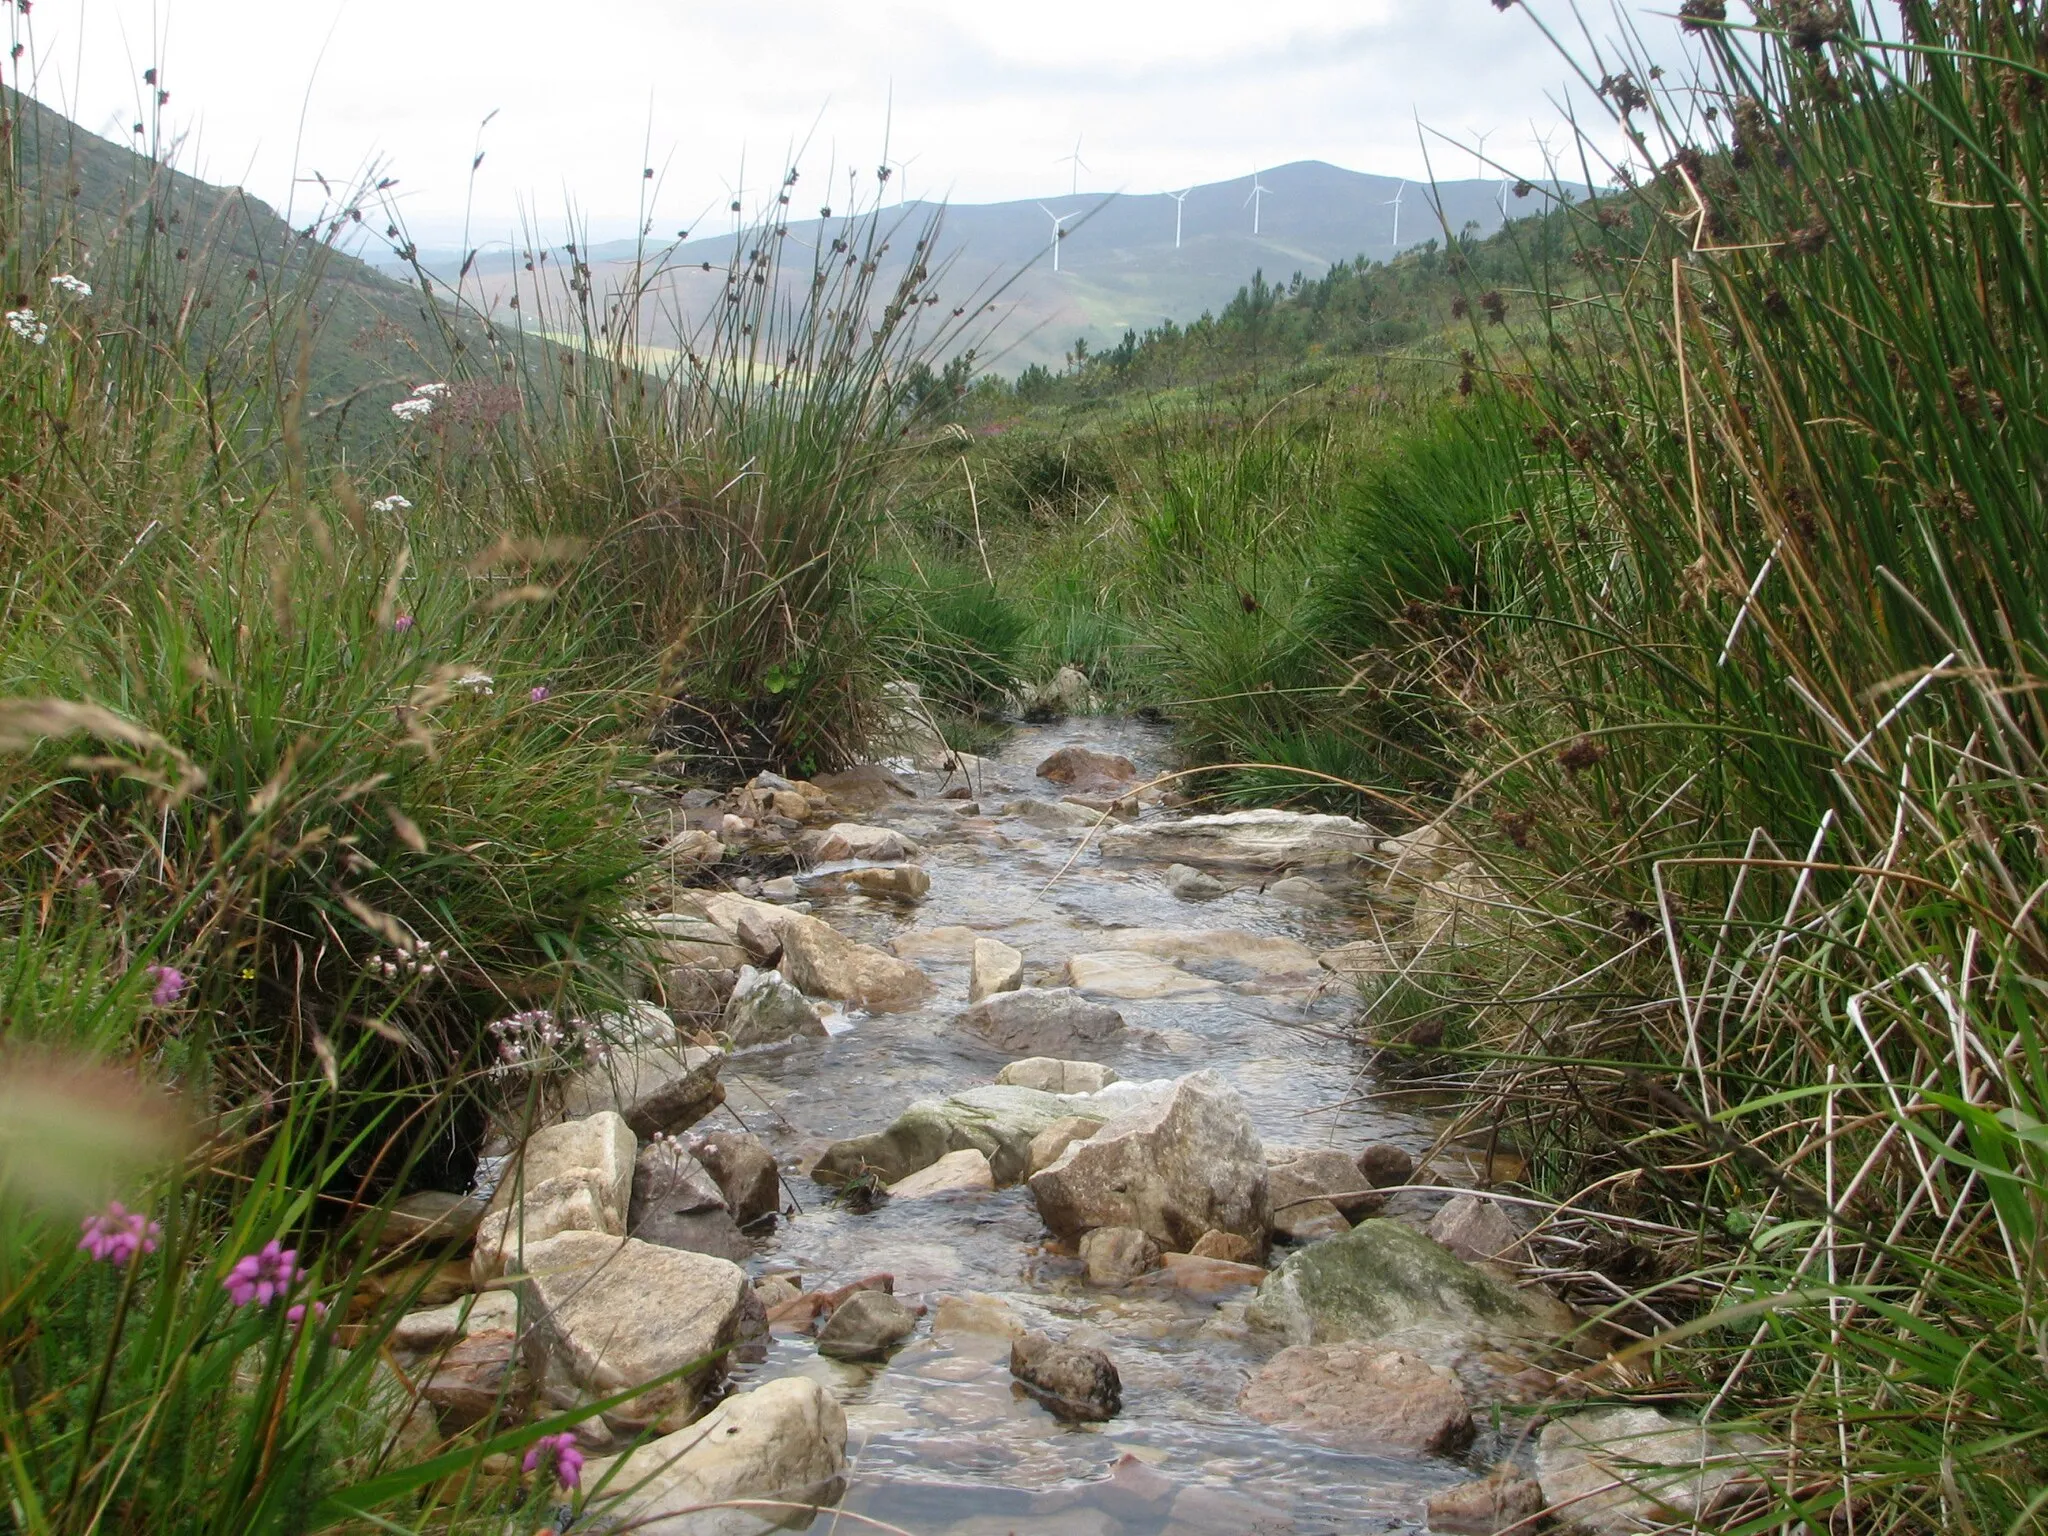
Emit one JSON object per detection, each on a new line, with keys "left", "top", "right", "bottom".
{"left": 1318, "top": 940, "right": 1393, "bottom": 980}
{"left": 810, "top": 821, "right": 910, "bottom": 862}
{"left": 1537, "top": 1407, "right": 1773, "bottom": 1536}
{"left": 1428, "top": 1195, "right": 1530, "bottom": 1265}
{"left": 811, "top": 762, "right": 917, "bottom": 814}
{"left": 814, "top": 863, "right": 930, "bottom": 900}
{"left": 816, "top": 1289, "right": 918, "bottom": 1360}
{"left": 1006, "top": 797, "right": 1102, "bottom": 831}
{"left": 888, "top": 1148, "right": 996, "bottom": 1199}
{"left": 689, "top": 1130, "right": 782, "bottom": 1229}
{"left": 1246, "top": 1218, "right": 1566, "bottom": 1353}
{"left": 1164, "top": 863, "right": 1229, "bottom": 900}
{"left": 969, "top": 937, "right": 1025, "bottom": 1002}
{"left": 1189, "top": 1229, "right": 1260, "bottom": 1263}
{"left": 1098, "top": 809, "right": 1377, "bottom": 872}
{"left": 957, "top": 987, "right": 1126, "bottom": 1059}
{"left": 892, "top": 924, "right": 982, "bottom": 962}
{"left": 1239, "top": 1344, "right": 1473, "bottom": 1454}
{"left": 1063, "top": 951, "right": 1222, "bottom": 999}
{"left": 932, "top": 1292, "right": 1027, "bottom": 1342}
{"left": 1029, "top": 1070, "right": 1267, "bottom": 1251}
{"left": 998, "top": 1057, "right": 1120, "bottom": 1095}
{"left": 692, "top": 893, "right": 932, "bottom": 1011}
{"left": 1265, "top": 875, "right": 1340, "bottom": 908}
{"left": 1268, "top": 1147, "right": 1382, "bottom": 1236}
{"left": 376, "top": 1190, "right": 485, "bottom": 1253}
{"left": 420, "top": 1328, "right": 528, "bottom": 1429}
{"left": 511, "top": 1230, "right": 749, "bottom": 1433}
{"left": 1095, "top": 927, "right": 1321, "bottom": 984}
{"left": 1036, "top": 745, "right": 1138, "bottom": 793}
{"left": 1080, "top": 1225, "right": 1161, "bottom": 1286}
{"left": 814, "top": 1084, "right": 1110, "bottom": 1188}
{"left": 586, "top": 1376, "right": 848, "bottom": 1536}
{"left": 472, "top": 1112, "right": 635, "bottom": 1285}
{"left": 392, "top": 1288, "right": 519, "bottom": 1352}
{"left": 1143, "top": 1252, "right": 1266, "bottom": 1296}
{"left": 1011, "top": 1330, "right": 1121, "bottom": 1422}
{"left": 1425, "top": 1466, "right": 1548, "bottom": 1535}
{"left": 723, "top": 966, "right": 829, "bottom": 1049}
{"left": 558, "top": 1044, "right": 725, "bottom": 1139}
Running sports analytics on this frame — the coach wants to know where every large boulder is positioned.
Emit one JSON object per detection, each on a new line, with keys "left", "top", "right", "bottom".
{"left": 472, "top": 1113, "right": 635, "bottom": 1285}
{"left": 629, "top": 1140, "right": 750, "bottom": 1263}
{"left": 1098, "top": 809, "right": 1377, "bottom": 872}
{"left": 1035, "top": 745, "right": 1138, "bottom": 793}
{"left": 1245, "top": 1218, "right": 1565, "bottom": 1351}
{"left": 558, "top": 1045, "right": 725, "bottom": 1139}
{"left": 585, "top": 1376, "right": 848, "bottom": 1536}
{"left": 1239, "top": 1344, "right": 1473, "bottom": 1454}
{"left": 813, "top": 1084, "right": 1107, "bottom": 1188}
{"left": 1537, "top": 1407, "right": 1773, "bottom": 1536}
{"left": 956, "top": 987, "right": 1126, "bottom": 1059}
{"left": 722, "top": 967, "right": 828, "bottom": 1050}
{"left": 689, "top": 892, "right": 931, "bottom": 1011}
{"left": 1027, "top": 1070, "right": 1267, "bottom": 1251}
{"left": 510, "top": 1230, "right": 749, "bottom": 1434}
{"left": 1010, "top": 1330, "right": 1121, "bottom": 1422}
{"left": 689, "top": 1130, "right": 782, "bottom": 1230}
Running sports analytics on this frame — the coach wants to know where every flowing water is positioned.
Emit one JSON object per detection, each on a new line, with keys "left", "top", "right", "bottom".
{"left": 694, "top": 719, "right": 1477, "bottom": 1536}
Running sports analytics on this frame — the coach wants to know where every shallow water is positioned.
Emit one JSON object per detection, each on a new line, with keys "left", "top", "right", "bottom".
{"left": 694, "top": 719, "right": 1474, "bottom": 1536}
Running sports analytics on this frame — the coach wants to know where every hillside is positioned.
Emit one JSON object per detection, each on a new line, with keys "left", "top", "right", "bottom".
{"left": 389, "top": 160, "right": 1586, "bottom": 375}
{"left": 5, "top": 88, "right": 481, "bottom": 446}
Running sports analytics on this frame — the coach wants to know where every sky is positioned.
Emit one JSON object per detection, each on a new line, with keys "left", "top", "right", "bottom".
{"left": 8, "top": 1, "right": 1686, "bottom": 247}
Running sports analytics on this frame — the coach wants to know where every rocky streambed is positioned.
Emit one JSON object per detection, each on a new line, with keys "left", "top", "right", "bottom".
{"left": 379, "top": 719, "right": 1774, "bottom": 1536}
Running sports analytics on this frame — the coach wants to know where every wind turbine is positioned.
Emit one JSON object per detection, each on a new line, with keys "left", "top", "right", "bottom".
{"left": 1384, "top": 179, "right": 1406, "bottom": 254}
{"left": 1056, "top": 136, "right": 1090, "bottom": 197}
{"left": 886, "top": 153, "right": 921, "bottom": 207}
{"left": 1245, "top": 170, "right": 1272, "bottom": 236}
{"left": 1168, "top": 187, "right": 1190, "bottom": 249}
{"left": 1038, "top": 203, "right": 1075, "bottom": 273}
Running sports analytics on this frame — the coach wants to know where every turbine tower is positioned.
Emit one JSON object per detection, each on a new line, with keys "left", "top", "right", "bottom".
{"left": 1038, "top": 203, "right": 1076, "bottom": 273}
{"left": 1245, "top": 170, "right": 1272, "bottom": 236}
{"left": 1056, "top": 137, "right": 1090, "bottom": 197}
{"left": 1384, "top": 179, "right": 1407, "bottom": 254}
{"left": 1167, "top": 188, "right": 1192, "bottom": 250}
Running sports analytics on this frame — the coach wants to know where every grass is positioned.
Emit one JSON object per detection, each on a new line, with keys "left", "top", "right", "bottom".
{"left": 0, "top": 92, "right": 966, "bottom": 1529}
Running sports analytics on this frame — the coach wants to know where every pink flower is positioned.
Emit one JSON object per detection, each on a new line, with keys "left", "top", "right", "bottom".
{"left": 529, "top": 685, "right": 550, "bottom": 703}
{"left": 392, "top": 613, "right": 415, "bottom": 633}
{"left": 223, "top": 1239, "right": 299, "bottom": 1306}
{"left": 78, "top": 1201, "right": 161, "bottom": 1266}
{"left": 146, "top": 964, "right": 186, "bottom": 1006}
{"left": 522, "top": 1431, "right": 584, "bottom": 1490}
{"left": 285, "top": 1296, "right": 329, "bottom": 1327}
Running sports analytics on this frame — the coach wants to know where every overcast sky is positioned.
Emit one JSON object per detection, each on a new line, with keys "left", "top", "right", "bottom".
{"left": 11, "top": 1, "right": 1683, "bottom": 246}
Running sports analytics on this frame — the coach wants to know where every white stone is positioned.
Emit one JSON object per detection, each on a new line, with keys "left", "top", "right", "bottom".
{"left": 1062, "top": 951, "right": 1222, "bottom": 999}
{"left": 1098, "top": 809, "right": 1377, "bottom": 872}
{"left": 472, "top": 1113, "right": 635, "bottom": 1285}
{"left": 997, "top": 1057, "right": 1121, "bottom": 1095}
{"left": 887, "top": 1148, "right": 996, "bottom": 1199}
{"left": 969, "top": 937, "right": 1025, "bottom": 1002}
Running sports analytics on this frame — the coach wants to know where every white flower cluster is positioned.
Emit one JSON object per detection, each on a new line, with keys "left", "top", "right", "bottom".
{"left": 389, "top": 381, "right": 449, "bottom": 422}
{"left": 367, "top": 937, "right": 449, "bottom": 981}
{"left": 454, "top": 671, "right": 495, "bottom": 696}
{"left": 6, "top": 309, "right": 49, "bottom": 345}
{"left": 50, "top": 274, "right": 93, "bottom": 297}
{"left": 369, "top": 494, "right": 412, "bottom": 514}
{"left": 486, "top": 1009, "right": 604, "bottom": 1068}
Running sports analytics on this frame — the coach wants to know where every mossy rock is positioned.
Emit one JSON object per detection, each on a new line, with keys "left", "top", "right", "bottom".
{"left": 1248, "top": 1218, "right": 1564, "bottom": 1349}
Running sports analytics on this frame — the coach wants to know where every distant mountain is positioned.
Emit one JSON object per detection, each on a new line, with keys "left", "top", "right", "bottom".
{"left": 383, "top": 161, "right": 1582, "bottom": 375}
{"left": 7, "top": 89, "right": 479, "bottom": 444}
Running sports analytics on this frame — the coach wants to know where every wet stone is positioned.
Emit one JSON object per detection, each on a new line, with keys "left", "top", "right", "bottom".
{"left": 816, "top": 1289, "right": 918, "bottom": 1361}
{"left": 1010, "top": 1330, "right": 1121, "bottom": 1422}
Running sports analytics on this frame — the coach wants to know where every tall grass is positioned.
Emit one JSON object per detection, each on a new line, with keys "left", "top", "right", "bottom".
{"left": 1396, "top": 4, "right": 2048, "bottom": 1528}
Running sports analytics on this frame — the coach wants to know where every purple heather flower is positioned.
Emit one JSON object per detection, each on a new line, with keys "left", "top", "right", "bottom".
{"left": 223, "top": 1239, "right": 299, "bottom": 1306}
{"left": 522, "top": 1431, "right": 584, "bottom": 1491}
{"left": 78, "top": 1201, "right": 161, "bottom": 1266}
{"left": 146, "top": 964, "right": 186, "bottom": 1006}
{"left": 392, "top": 613, "right": 415, "bottom": 633}
{"left": 285, "top": 1296, "right": 329, "bottom": 1327}
{"left": 529, "top": 685, "right": 550, "bottom": 703}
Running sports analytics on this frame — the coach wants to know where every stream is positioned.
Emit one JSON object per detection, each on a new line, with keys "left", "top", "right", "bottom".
{"left": 689, "top": 718, "right": 1478, "bottom": 1536}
